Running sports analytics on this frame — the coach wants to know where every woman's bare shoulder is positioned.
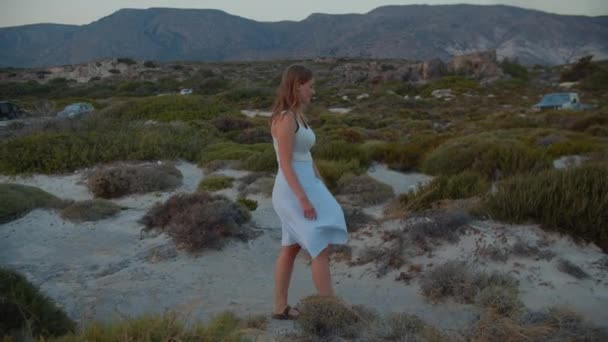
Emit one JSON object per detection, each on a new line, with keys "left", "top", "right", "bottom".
{"left": 272, "top": 111, "right": 296, "bottom": 135}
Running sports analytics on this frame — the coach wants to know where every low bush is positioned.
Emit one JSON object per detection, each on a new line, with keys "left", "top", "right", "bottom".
{"left": 234, "top": 126, "right": 272, "bottom": 144}
{"left": 237, "top": 197, "right": 258, "bottom": 211}
{"left": 54, "top": 311, "right": 255, "bottom": 341}
{"left": 313, "top": 140, "right": 370, "bottom": 167}
{"left": 315, "top": 159, "right": 365, "bottom": 191}
{"left": 237, "top": 172, "right": 275, "bottom": 197}
{"left": 198, "top": 175, "right": 234, "bottom": 191}
{"left": 0, "top": 183, "right": 66, "bottom": 224}
{"left": 103, "top": 96, "right": 232, "bottom": 122}
{"left": 1, "top": 268, "right": 75, "bottom": 339}
{"left": 422, "top": 133, "right": 551, "bottom": 180}
{"left": 364, "top": 134, "right": 447, "bottom": 171}
{"left": 210, "top": 116, "right": 253, "bottom": 132}
{"left": 0, "top": 122, "right": 214, "bottom": 174}
{"left": 484, "top": 162, "right": 608, "bottom": 244}
{"left": 87, "top": 163, "right": 182, "bottom": 198}
{"left": 240, "top": 145, "right": 277, "bottom": 172}
{"left": 398, "top": 171, "right": 489, "bottom": 211}
{"left": 139, "top": 192, "right": 252, "bottom": 252}
{"left": 545, "top": 138, "right": 603, "bottom": 157}
{"left": 60, "top": 199, "right": 122, "bottom": 222}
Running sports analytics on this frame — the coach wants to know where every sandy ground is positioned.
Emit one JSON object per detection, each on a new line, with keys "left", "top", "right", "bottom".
{"left": 1, "top": 161, "right": 607, "bottom": 337}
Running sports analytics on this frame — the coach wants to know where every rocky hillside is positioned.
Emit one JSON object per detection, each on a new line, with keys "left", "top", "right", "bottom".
{"left": 1, "top": 5, "right": 607, "bottom": 68}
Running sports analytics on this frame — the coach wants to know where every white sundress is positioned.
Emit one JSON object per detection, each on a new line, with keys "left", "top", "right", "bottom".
{"left": 271, "top": 114, "right": 348, "bottom": 258}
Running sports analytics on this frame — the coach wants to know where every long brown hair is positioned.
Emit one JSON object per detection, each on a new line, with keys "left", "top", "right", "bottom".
{"left": 270, "top": 64, "right": 313, "bottom": 125}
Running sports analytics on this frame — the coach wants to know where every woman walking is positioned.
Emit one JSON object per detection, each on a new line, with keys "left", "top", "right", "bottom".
{"left": 270, "top": 64, "right": 348, "bottom": 320}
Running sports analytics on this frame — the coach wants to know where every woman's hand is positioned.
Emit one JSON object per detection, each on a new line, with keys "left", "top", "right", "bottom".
{"left": 298, "top": 196, "right": 317, "bottom": 220}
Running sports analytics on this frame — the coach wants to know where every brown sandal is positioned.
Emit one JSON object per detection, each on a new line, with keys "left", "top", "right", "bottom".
{"left": 272, "top": 305, "right": 300, "bottom": 320}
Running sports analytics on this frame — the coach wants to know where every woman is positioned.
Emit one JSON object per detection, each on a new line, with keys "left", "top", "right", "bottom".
{"left": 270, "top": 64, "right": 348, "bottom": 320}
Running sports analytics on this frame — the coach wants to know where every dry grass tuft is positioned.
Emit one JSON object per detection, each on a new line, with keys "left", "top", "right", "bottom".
{"left": 405, "top": 209, "right": 471, "bottom": 252}
{"left": 139, "top": 192, "right": 254, "bottom": 252}
{"left": 419, "top": 261, "right": 518, "bottom": 304}
{"left": 335, "top": 173, "right": 395, "bottom": 206}
{"left": 87, "top": 163, "right": 182, "bottom": 198}
{"left": 296, "top": 295, "right": 363, "bottom": 340}
{"left": 60, "top": 199, "right": 122, "bottom": 222}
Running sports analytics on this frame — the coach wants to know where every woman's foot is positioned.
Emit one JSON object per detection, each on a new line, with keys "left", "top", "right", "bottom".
{"left": 272, "top": 305, "right": 300, "bottom": 320}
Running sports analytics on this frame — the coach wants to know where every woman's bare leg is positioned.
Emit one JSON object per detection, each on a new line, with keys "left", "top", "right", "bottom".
{"left": 311, "top": 247, "right": 334, "bottom": 296}
{"left": 274, "top": 244, "right": 301, "bottom": 313}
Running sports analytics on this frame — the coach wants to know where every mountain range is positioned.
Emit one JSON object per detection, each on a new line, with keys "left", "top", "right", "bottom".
{"left": 1, "top": 4, "right": 607, "bottom": 68}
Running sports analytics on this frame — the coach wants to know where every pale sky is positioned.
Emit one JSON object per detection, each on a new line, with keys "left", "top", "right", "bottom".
{"left": 1, "top": 0, "right": 607, "bottom": 28}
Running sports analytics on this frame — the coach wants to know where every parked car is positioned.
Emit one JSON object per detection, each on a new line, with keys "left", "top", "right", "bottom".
{"left": 0, "top": 101, "right": 26, "bottom": 120}
{"left": 532, "top": 92, "right": 592, "bottom": 111}
{"left": 57, "top": 102, "right": 94, "bottom": 118}
{"left": 179, "top": 88, "right": 193, "bottom": 95}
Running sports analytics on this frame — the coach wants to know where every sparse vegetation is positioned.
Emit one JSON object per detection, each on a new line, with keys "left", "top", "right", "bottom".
{"left": 419, "top": 261, "right": 518, "bottom": 303}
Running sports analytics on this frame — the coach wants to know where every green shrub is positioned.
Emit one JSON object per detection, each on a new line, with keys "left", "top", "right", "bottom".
{"left": 116, "top": 57, "right": 137, "bottom": 65}
{"left": 422, "top": 133, "right": 551, "bottom": 180}
{"left": 545, "top": 139, "right": 603, "bottom": 157}
{"left": 200, "top": 142, "right": 269, "bottom": 165}
{"left": 500, "top": 58, "right": 529, "bottom": 81}
{"left": 143, "top": 61, "right": 157, "bottom": 68}
{"left": 237, "top": 197, "right": 258, "bottom": 211}
{"left": 198, "top": 175, "right": 234, "bottom": 191}
{"left": 0, "top": 123, "right": 213, "bottom": 174}
{"left": 234, "top": 126, "right": 272, "bottom": 144}
{"left": 211, "top": 116, "right": 253, "bottom": 132}
{"left": 240, "top": 145, "right": 277, "bottom": 172}
{"left": 313, "top": 140, "right": 370, "bottom": 167}
{"left": 399, "top": 171, "right": 489, "bottom": 211}
{"left": 0, "top": 183, "right": 66, "bottom": 224}
{"left": 221, "top": 87, "right": 273, "bottom": 108}
{"left": 364, "top": 134, "right": 448, "bottom": 171}
{"left": 422, "top": 76, "right": 479, "bottom": 95}
{"left": 484, "top": 162, "right": 608, "bottom": 243}
{"left": 60, "top": 199, "right": 122, "bottom": 222}
{"left": 560, "top": 55, "right": 594, "bottom": 82}
{"left": 316, "top": 159, "right": 364, "bottom": 191}
{"left": 0, "top": 268, "right": 76, "bottom": 339}
{"left": 104, "top": 96, "right": 232, "bottom": 121}
{"left": 87, "top": 163, "right": 183, "bottom": 198}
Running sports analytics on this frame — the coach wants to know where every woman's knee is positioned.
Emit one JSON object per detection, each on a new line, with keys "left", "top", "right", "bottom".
{"left": 313, "top": 247, "right": 330, "bottom": 261}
